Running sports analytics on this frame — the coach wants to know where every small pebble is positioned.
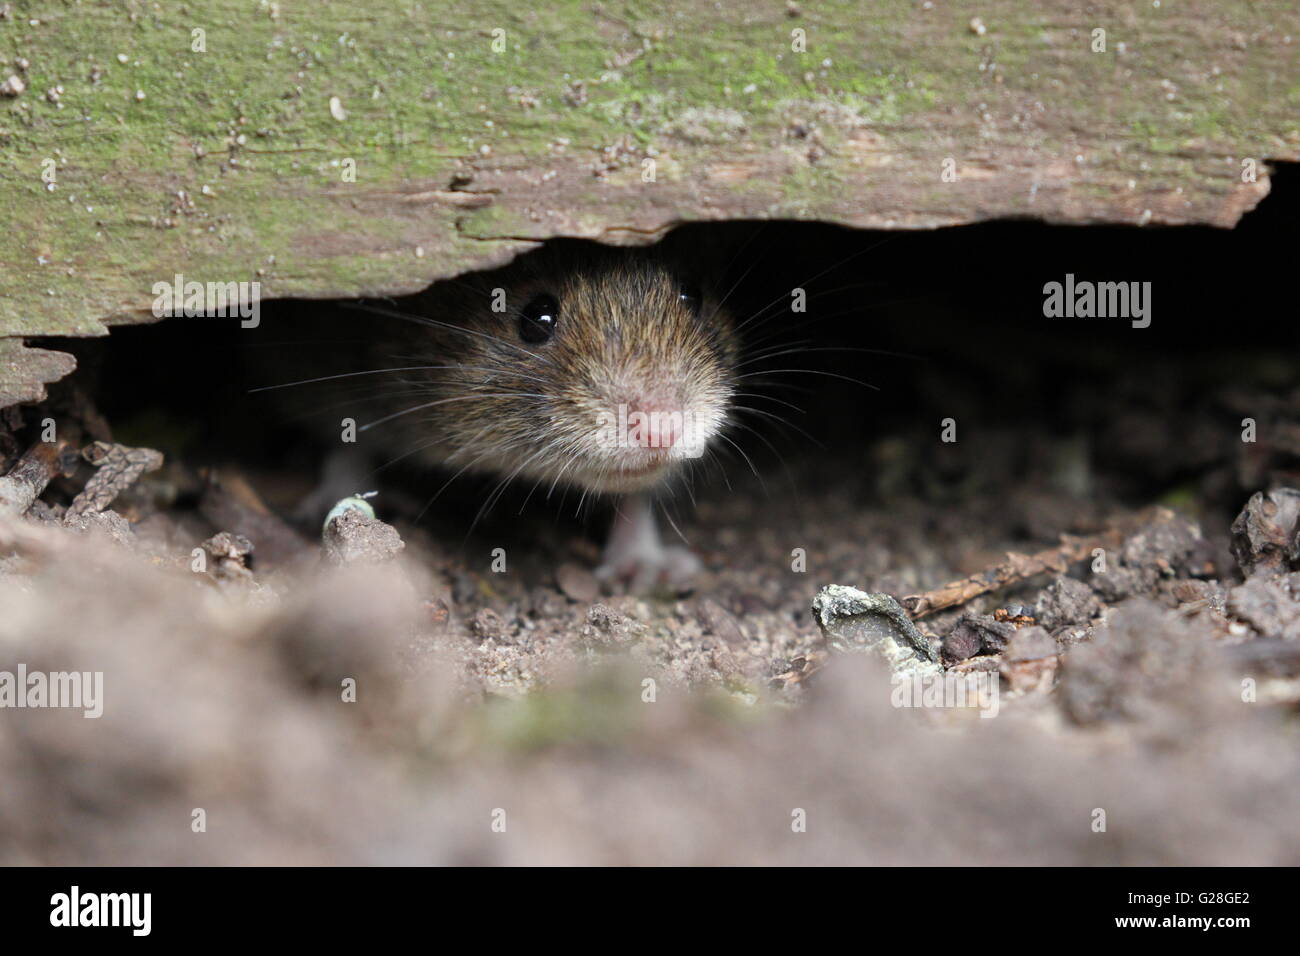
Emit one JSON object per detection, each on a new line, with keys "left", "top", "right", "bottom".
{"left": 555, "top": 563, "right": 599, "bottom": 604}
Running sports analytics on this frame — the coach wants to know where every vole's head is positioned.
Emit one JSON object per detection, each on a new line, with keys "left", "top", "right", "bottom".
{"left": 383, "top": 242, "right": 738, "bottom": 495}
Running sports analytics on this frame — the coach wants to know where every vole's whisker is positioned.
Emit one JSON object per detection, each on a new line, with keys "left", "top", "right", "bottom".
{"left": 414, "top": 442, "right": 527, "bottom": 524}
{"left": 478, "top": 444, "right": 553, "bottom": 527}
{"left": 658, "top": 501, "right": 692, "bottom": 547}
{"left": 732, "top": 236, "right": 896, "bottom": 338}
{"left": 680, "top": 474, "right": 698, "bottom": 510}
{"left": 743, "top": 295, "right": 939, "bottom": 351}
{"left": 359, "top": 392, "right": 550, "bottom": 432}
{"left": 249, "top": 364, "right": 548, "bottom": 393}
{"left": 707, "top": 253, "right": 762, "bottom": 326}
{"left": 269, "top": 386, "right": 436, "bottom": 425}
{"left": 731, "top": 404, "right": 824, "bottom": 449}
{"left": 734, "top": 368, "right": 879, "bottom": 390}
{"left": 735, "top": 344, "right": 917, "bottom": 369}
{"left": 573, "top": 481, "right": 594, "bottom": 519}
{"left": 736, "top": 281, "right": 892, "bottom": 339}
{"left": 546, "top": 446, "right": 584, "bottom": 499}
{"left": 735, "top": 378, "right": 818, "bottom": 396}
{"left": 702, "top": 446, "right": 732, "bottom": 492}
{"left": 725, "top": 418, "right": 802, "bottom": 500}
{"left": 343, "top": 301, "right": 561, "bottom": 369}
{"left": 715, "top": 433, "right": 765, "bottom": 491}
{"left": 378, "top": 422, "right": 499, "bottom": 480}
{"left": 730, "top": 391, "right": 807, "bottom": 415}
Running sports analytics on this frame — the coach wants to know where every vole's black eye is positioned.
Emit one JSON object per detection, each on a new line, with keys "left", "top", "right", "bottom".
{"left": 679, "top": 284, "right": 703, "bottom": 316}
{"left": 519, "top": 293, "right": 558, "bottom": 344}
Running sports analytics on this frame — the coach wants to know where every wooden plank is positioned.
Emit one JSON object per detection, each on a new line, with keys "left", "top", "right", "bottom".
{"left": 0, "top": 1, "right": 1296, "bottom": 402}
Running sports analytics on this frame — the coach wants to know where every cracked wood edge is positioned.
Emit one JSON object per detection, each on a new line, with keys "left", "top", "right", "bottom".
{"left": 0, "top": 0, "right": 1296, "bottom": 407}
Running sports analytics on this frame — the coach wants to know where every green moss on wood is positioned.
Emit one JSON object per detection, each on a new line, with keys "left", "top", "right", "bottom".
{"left": 0, "top": 0, "right": 1295, "bottom": 359}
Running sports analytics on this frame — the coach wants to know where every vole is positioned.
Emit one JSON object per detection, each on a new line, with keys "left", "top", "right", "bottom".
{"left": 284, "top": 239, "right": 742, "bottom": 590}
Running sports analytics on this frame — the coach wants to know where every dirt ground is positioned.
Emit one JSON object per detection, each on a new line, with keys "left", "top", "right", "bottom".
{"left": 2, "top": 211, "right": 1298, "bottom": 865}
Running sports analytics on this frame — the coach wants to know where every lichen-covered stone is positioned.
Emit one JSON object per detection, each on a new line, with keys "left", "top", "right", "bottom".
{"left": 811, "top": 585, "right": 938, "bottom": 675}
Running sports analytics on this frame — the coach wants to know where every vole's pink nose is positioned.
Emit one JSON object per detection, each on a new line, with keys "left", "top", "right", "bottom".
{"left": 624, "top": 393, "right": 683, "bottom": 449}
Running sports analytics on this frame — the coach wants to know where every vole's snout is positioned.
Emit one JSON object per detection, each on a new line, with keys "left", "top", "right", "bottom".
{"left": 575, "top": 367, "right": 721, "bottom": 493}
{"left": 622, "top": 389, "right": 685, "bottom": 449}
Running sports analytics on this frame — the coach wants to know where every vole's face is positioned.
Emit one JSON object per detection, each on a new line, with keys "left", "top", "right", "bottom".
{"left": 401, "top": 248, "right": 738, "bottom": 495}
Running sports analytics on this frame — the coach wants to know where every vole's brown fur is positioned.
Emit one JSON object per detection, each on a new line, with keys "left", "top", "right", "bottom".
{"left": 357, "top": 239, "right": 739, "bottom": 498}
{"left": 253, "top": 238, "right": 739, "bottom": 586}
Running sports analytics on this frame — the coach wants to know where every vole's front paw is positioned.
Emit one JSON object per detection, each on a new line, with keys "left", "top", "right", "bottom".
{"left": 598, "top": 493, "right": 703, "bottom": 594}
{"left": 595, "top": 542, "right": 701, "bottom": 594}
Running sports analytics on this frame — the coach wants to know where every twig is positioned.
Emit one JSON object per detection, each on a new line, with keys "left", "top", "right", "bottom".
{"left": 901, "top": 533, "right": 1120, "bottom": 620}
{"left": 0, "top": 439, "right": 78, "bottom": 517}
